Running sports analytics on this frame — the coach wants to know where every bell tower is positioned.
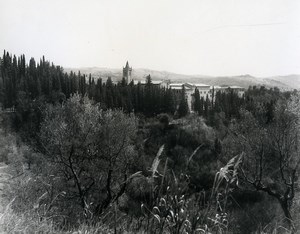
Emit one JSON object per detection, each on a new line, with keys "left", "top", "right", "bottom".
{"left": 123, "top": 61, "right": 132, "bottom": 84}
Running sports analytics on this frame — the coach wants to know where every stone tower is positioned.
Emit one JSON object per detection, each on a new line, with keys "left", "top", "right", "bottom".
{"left": 123, "top": 61, "right": 132, "bottom": 84}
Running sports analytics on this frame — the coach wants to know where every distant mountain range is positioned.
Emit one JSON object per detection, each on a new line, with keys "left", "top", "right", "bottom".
{"left": 64, "top": 67, "right": 300, "bottom": 90}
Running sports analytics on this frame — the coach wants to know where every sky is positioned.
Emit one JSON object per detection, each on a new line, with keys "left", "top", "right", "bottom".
{"left": 0, "top": 0, "right": 300, "bottom": 77}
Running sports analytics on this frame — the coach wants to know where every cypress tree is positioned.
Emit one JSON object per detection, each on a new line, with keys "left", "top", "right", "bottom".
{"left": 178, "top": 85, "right": 189, "bottom": 118}
{"left": 204, "top": 96, "right": 209, "bottom": 119}
{"left": 121, "top": 77, "right": 127, "bottom": 87}
{"left": 199, "top": 97, "right": 204, "bottom": 116}
{"left": 194, "top": 88, "right": 201, "bottom": 114}
{"left": 165, "top": 88, "right": 176, "bottom": 114}
{"left": 95, "top": 79, "right": 102, "bottom": 102}
{"left": 145, "top": 74, "right": 153, "bottom": 116}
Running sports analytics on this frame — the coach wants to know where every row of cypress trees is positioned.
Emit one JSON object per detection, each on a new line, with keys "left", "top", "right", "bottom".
{"left": 0, "top": 50, "right": 245, "bottom": 120}
{"left": 0, "top": 51, "right": 180, "bottom": 116}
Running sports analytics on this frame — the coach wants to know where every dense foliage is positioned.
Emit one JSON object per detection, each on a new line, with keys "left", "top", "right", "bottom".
{"left": 0, "top": 51, "right": 299, "bottom": 234}
{"left": 0, "top": 51, "right": 177, "bottom": 116}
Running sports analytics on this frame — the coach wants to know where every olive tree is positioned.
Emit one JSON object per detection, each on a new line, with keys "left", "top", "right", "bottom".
{"left": 223, "top": 93, "right": 300, "bottom": 231}
{"left": 38, "top": 94, "right": 138, "bottom": 220}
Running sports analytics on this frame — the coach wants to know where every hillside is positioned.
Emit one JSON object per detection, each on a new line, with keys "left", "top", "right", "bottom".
{"left": 266, "top": 75, "right": 300, "bottom": 90}
{"left": 64, "top": 67, "right": 298, "bottom": 90}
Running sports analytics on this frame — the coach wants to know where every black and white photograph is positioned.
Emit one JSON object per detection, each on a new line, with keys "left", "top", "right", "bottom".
{"left": 0, "top": 0, "right": 300, "bottom": 233}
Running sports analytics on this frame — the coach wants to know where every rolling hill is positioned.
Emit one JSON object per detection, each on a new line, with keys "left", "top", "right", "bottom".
{"left": 64, "top": 67, "right": 299, "bottom": 90}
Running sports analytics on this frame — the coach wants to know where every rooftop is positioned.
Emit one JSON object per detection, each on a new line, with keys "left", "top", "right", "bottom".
{"left": 194, "top": 83, "right": 210, "bottom": 87}
{"left": 169, "top": 83, "right": 184, "bottom": 86}
{"left": 229, "top": 85, "right": 244, "bottom": 89}
{"left": 133, "top": 80, "right": 164, "bottom": 85}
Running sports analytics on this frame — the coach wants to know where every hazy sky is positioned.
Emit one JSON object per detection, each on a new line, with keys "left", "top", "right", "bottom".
{"left": 1, "top": 0, "right": 300, "bottom": 77}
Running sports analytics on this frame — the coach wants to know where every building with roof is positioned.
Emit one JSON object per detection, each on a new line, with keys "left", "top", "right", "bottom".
{"left": 133, "top": 79, "right": 169, "bottom": 88}
{"left": 168, "top": 83, "right": 195, "bottom": 110}
{"left": 168, "top": 83, "right": 245, "bottom": 112}
{"left": 228, "top": 86, "right": 245, "bottom": 97}
{"left": 194, "top": 83, "right": 211, "bottom": 99}
{"left": 122, "top": 62, "right": 245, "bottom": 111}
{"left": 213, "top": 85, "right": 245, "bottom": 98}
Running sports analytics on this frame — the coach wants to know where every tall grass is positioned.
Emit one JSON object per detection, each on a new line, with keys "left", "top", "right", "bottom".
{"left": 1, "top": 138, "right": 294, "bottom": 233}
{"left": 0, "top": 201, "right": 115, "bottom": 234}
{"left": 136, "top": 146, "right": 244, "bottom": 234}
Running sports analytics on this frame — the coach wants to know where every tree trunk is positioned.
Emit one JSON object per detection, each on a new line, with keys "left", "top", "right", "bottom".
{"left": 279, "top": 198, "right": 294, "bottom": 233}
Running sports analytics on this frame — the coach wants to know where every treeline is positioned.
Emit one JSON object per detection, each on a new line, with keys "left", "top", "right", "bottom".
{"left": 0, "top": 51, "right": 177, "bottom": 116}
{"left": 0, "top": 50, "right": 293, "bottom": 126}
{"left": 0, "top": 51, "right": 246, "bottom": 119}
